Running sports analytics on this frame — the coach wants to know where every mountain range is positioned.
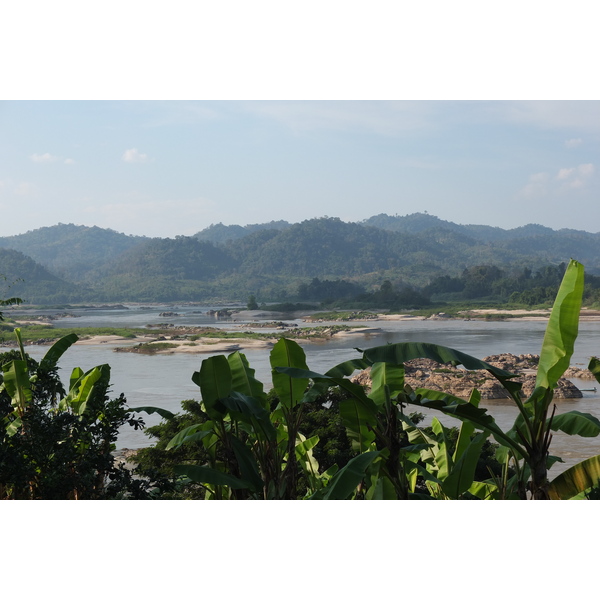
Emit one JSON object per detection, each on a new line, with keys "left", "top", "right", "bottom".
{"left": 1, "top": 214, "right": 599, "bottom": 304}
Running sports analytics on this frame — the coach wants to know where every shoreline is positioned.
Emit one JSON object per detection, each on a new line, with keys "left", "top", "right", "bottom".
{"left": 4, "top": 309, "right": 600, "bottom": 354}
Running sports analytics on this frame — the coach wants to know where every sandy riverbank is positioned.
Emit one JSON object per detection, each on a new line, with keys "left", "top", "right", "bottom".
{"left": 77, "top": 326, "right": 381, "bottom": 355}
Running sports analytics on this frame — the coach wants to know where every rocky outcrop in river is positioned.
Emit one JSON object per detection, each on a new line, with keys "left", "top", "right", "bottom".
{"left": 352, "top": 353, "right": 587, "bottom": 399}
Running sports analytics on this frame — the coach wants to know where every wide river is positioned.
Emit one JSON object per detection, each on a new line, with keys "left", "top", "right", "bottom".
{"left": 5, "top": 304, "right": 600, "bottom": 476}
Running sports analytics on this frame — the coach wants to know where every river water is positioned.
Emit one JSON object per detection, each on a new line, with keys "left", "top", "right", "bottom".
{"left": 5, "top": 305, "right": 600, "bottom": 477}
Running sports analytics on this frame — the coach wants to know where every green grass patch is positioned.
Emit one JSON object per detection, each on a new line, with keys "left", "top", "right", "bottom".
{"left": 117, "top": 342, "right": 179, "bottom": 355}
{"left": 0, "top": 325, "right": 143, "bottom": 344}
{"left": 308, "top": 310, "right": 378, "bottom": 321}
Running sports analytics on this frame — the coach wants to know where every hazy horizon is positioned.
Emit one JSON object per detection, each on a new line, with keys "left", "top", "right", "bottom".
{"left": 2, "top": 209, "right": 600, "bottom": 240}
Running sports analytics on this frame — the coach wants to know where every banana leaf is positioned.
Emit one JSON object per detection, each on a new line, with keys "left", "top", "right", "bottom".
{"left": 549, "top": 411, "right": 600, "bottom": 437}
{"left": 312, "top": 451, "right": 381, "bottom": 500}
{"left": 588, "top": 357, "right": 600, "bottom": 385}
{"left": 270, "top": 338, "right": 309, "bottom": 409}
{"left": 166, "top": 424, "right": 213, "bottom": 450}
{"left": 227, "top": 351, "right": 267, "bottom": 403}
{"left": 193, "top": 355, "right": 231, "bottom": 419}
{"left": 1, "top": 359, "right": 32, "bottom": 415}
{"left": 453, "top": 388, "right": 481, "bottom": 463}
{"left": 128, "top": 405, "right": 176, "bottom": 420}
{"left": 536, "top": 259, "right": 584, "bottom": 392}
{"left": 173, "top": 464, "right": 250, "bottom": 490}
{"left": 368, "top": 362, "right": 405, "bottom": 406}
{"left": 39, "top": 333, "right": 79, "bottom": 372}
{"left": 548, "top": 454, "right": 600, "bottom": 499}
{"left": 441, "top": 432, "right": 488, "bottom": 499}
{"left": 229, "top": 434, "right": 264, "bottom": 493}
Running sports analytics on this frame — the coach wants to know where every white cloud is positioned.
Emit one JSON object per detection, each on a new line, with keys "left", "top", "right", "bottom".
{"left": 518, "top": 172, "right": 549, "bottom": 199}
{"left": 556, "top": 163, "right": 594, "bottom": 189}
{"left": 64, "top": 158, "right": 75, "bottom": 165}
{"left": 520, "top": 163, "right": 595, "bottom": 198}
{"left": 122, "top": 148, "right": 150, "bottom": 163}
{"left": 565, "top": 138, "right": 583, "bottom": 148}
{"left": 30, "top": 152, "right": 60, "bottom": 163}
{"left": 557, "top": 167, "right": 575, "bottom": 180}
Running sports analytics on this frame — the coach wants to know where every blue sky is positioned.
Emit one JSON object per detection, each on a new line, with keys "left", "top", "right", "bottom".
{"left": 1, "top": 100, "right": 597, "bottom": 238}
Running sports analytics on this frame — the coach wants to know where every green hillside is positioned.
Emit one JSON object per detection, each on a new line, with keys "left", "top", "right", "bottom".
{"left": 0, "top": 223, "right": 147, "bottom": 282}
{"left": 2, "top": 214, "right": 600, "bottom": 303}
{"left": 0, "top": 247, "right": 85, "bottom": 304}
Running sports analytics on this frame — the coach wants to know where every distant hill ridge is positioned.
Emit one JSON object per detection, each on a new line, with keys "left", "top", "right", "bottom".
{"left": 1, "top": 214, "right": 599, "bottom": 303}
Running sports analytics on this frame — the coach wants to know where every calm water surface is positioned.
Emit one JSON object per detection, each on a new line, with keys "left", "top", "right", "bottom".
{"left": 6, "top": 307, "right": 600, "bottom": 477}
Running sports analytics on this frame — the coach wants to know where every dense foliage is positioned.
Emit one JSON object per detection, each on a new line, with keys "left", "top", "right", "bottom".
{"left": 0, "top": 333, "right": 149, "bottom": 499}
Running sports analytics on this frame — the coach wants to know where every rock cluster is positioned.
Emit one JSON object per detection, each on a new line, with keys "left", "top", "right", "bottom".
{"left": 352, "top": 353, "right": 586, "bottom": 400}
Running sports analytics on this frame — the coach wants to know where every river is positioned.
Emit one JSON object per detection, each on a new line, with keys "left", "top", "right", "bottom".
{"left": 4, "top": 304, "right": 600, "bottom": 476}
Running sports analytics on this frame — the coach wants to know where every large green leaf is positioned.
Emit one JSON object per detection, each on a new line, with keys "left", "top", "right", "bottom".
{"left": 548, "top": 454, "right": 600, "bottom": 500}
{"left": 14, "top": 328, "right": 26, "bottom": 361}
{"left": 431, "top": 418, "right": 454, "bottom": 480}
{"left": 338, "top": 380, "right": 378, "bottom": 452}
{"left": 173, "top": 464, "right": 250, "bottom": 490}
{"left": 468, "top": 480, "right": 499, "bottom": 500}
{"left": 62, "top": 364, "right": 109, "bottom": 415}
{"left": 193, "top": 355, "right": 231, "bottom": 419}
{"left": 221, "top": 392, "right": 277, "bottom": 441}
{"left": 227, "top": 351, "right": 267, "bottom": 403}
{"left": 270, "top": 338, "right": 309, "bottom": 409}
{"left": 536, "top": 259, "right": 584, "bottom": 390}
{"left": 409, "top": 387, "right": 526, "bottom": 457}
{"left": 453, "top": 388, "right": 481, "bottom": 463}
{"left": 128, "top": 405, "right": 176, "bottom": 420}
{"left": 325, "top": 358, "right": 370, "bottom": 379}
{"left": 314, "top": 451, "right": 381, "bottom": 500}
{"left": 166, "top": 424, "right": 213, "bottom": 450}
{"left": 69, "top": 367, "right": 85, "bottom": 391}
{"left": 229, "top": 434, "right": 264, "bottom": 493}
{"left": 549, "top": 411, "right": 600, "bottom": 437}
{"left": 368, "top": 362, "right": 405, "bottom": 406}
{"left": 442, "top": 432, "right": 488, "bottom": 499}
{"left": 588, "top": 357, "right": 600, "bottom": 385}
{"left": 1, "top": 359, "right": 32, "bottom": 414}
{"left": 40, "top": 333, "right": 79, "bottom": 372}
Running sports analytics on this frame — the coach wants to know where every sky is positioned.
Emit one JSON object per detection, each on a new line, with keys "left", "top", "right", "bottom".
{"left": 1, "top": 100, "right": 598, "bottom": 238}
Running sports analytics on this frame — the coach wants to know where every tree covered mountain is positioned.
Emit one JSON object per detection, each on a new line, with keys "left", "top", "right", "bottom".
{"left": 1, "top": 215, "right": 599, "bottom": 303}
{"left": 0, "top": 223, "right": 147, "bottom": 282}
{"left": 194, "top": 220, "right": 291, "bottom": 244}
{"left": 0, "top": 247, "right": 85, "bottom": 304}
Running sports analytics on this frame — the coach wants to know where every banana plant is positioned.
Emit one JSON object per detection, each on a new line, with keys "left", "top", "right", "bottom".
{"left": 161, "top": 339, "right": 377, "bottom": 499}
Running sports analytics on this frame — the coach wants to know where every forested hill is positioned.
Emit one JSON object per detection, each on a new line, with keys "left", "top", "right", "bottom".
{"left": 0, "top": 247, "right": 85, "bottom": 304}
{"left": 1, "top": 215, "right": 600, "bottom": 303}
{"left": 194, "top": 220, "right": 291, "bottom": 244}
{"left": 0, "top": 224, "right": 147, "bottom": 282}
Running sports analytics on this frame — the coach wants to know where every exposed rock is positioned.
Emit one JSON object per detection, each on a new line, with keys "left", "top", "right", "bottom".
{"left": 351, "top": 353, "right": 584, "bottom": 399}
